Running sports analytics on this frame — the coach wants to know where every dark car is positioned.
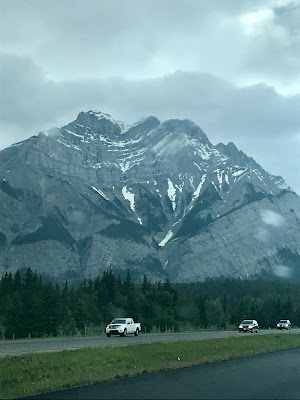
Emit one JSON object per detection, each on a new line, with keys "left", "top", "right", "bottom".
{"left": 238, "top": 319, "right": 259, "bottom": 333}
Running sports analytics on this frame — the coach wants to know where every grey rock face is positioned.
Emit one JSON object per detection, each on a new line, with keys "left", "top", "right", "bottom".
{"left": 0, "top": 110, "right": 299, "bottom": 283}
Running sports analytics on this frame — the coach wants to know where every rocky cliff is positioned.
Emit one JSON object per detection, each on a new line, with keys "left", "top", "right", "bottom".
{"left": 1, "top": 110, "right": 299, "bottom": 283}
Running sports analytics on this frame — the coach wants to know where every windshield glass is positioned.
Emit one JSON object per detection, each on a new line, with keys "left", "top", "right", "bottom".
{"left": 111, "top": 319, "right": 126, "bottom": 324}
{"left": 279, "top": 320, "right": 288, "bottom": 323}
{"left": 241, "top": 320, "right": 253, "bottom": 324}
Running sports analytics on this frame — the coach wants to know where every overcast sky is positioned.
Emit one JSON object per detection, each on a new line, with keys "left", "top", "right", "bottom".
{"left": 1, "top": 0, "right": 300, "bottom": 192}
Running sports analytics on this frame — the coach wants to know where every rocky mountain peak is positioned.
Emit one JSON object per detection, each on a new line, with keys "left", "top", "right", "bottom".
{"left": 0, "top": 109, "right": 299, "bottom": 284}
{"left": 158, "top": 119, "right": 210, "bottom": 143}
{"left": 69, "top": 110, "right": 124, "bottom": 138}
{"left": 125, "top": 116, "right": 160, "bottom": 140}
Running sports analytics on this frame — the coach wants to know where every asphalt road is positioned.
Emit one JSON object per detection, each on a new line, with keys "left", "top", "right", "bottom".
{"left": 1, "top": 328, "right": 299, "bottom": 358}
{"left": 28, "top": 347, "right": 300, "bottom": 399}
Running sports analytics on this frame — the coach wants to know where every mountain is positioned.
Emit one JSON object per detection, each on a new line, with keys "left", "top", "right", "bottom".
{"left": 0, "top": 110, "right": 299, "bottom": 283}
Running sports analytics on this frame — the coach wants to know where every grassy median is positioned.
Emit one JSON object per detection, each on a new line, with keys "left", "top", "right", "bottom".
{"left": 1, "top": 334, "right": 300, "bottom": 399}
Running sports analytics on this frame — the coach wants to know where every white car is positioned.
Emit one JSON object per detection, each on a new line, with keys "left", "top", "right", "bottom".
{"left": 277, "top": 320, "right": 291, "bottom": 330}
{"left": 106, "top": 318, "right": 141, "bottom": 337}
{"left": 238, "top": 319, "right": 259, "bottom": 333}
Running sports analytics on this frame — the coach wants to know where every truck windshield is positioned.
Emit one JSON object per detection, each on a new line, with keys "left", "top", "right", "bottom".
{"left": 111, "top": 319, "right": 127, "bottom": 324}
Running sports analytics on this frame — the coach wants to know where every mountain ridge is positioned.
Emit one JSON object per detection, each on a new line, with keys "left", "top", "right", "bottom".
{"left": 0, "top": 110, "right": 299, "bottom": 283}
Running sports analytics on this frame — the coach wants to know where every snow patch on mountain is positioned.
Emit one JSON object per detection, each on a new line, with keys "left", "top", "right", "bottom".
{"left": 154, "top": 135, "right": 196, "bottom": 157}
{"left": 211, "top": 181, "right": 219, "bottom": 192}
{"left": 122, "top": 186, "right": 135, "bottom": 211}
{"left": 232, "top": 168, "right": 247, "bottom": 177}
{"left": 118, "top": 148, "right": 146, "bottom": 172}
{"left": 194, "top": 143, "right": 211, "bottom": 160}
{"left": 193, "top": 174, "right": 207, "bottom": 199}
{"left": 271, "top": 177, "right": 290, "bottom": 190}
{"left": 91, "top": 186, "right": 109, "bottom": 201}
{"left": 167, "top": 179, "right": 176, "bottom": 210}
{"left": 159, "top": 230, "right": 173, "bottom": 247}
{"left": 215, "top": 169, "right": 222, "bottom": 185}
{"left": 64, "top": 129, "right": 84, "bottom": 139}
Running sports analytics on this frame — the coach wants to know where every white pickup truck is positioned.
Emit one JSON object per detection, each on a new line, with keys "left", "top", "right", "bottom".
{"left": 106, "top": 318, "right": 141, "bottom": 337}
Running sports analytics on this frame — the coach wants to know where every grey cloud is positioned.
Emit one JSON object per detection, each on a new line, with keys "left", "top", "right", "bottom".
{"left": 0, "top": 0, "right": 247, "bottom": 79}
{"left": 255, "top": 209, "right": 286, "bottom": 243}
{"left": 272, "top": 264, "right": 293, "bottom": 278}
{"left": 239, "top": 6, "right": 300, "bottom": 86}
{"left": 1, "top": 0, "right": 300, "bottom": 88}
{"left": 261, "top": 210, "right": 285, "bottom": 226}
{"left": 0, "top": 52, "right": 299, "bottom": 192}
{"left": 273, "top": 1, "right": 300, "bottom": 15}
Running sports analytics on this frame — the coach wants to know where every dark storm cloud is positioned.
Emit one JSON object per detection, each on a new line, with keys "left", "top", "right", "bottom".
{"left": 0, "top": 52, "right": 299, "bottom": 192}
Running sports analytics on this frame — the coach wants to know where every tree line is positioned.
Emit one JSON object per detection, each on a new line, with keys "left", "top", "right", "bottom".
{"left": 0, "top": 268, "right": 299, "bottom": 339}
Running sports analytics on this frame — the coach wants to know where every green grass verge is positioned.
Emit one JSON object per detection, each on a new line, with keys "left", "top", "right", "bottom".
{"left": 1, "top": 334, "right": 299, "bottom": 399}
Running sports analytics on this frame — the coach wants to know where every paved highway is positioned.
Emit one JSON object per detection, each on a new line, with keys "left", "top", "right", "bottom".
{"left": 1, "top": 328, "right": 299, "bottom": 358}
{"left": 28, "top": 347, "right": 300, "bottom": 399}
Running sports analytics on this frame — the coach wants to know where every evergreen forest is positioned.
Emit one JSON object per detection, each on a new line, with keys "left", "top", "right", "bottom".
{"left": 0, "top": 268, "right": 299, "bottom": 339}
